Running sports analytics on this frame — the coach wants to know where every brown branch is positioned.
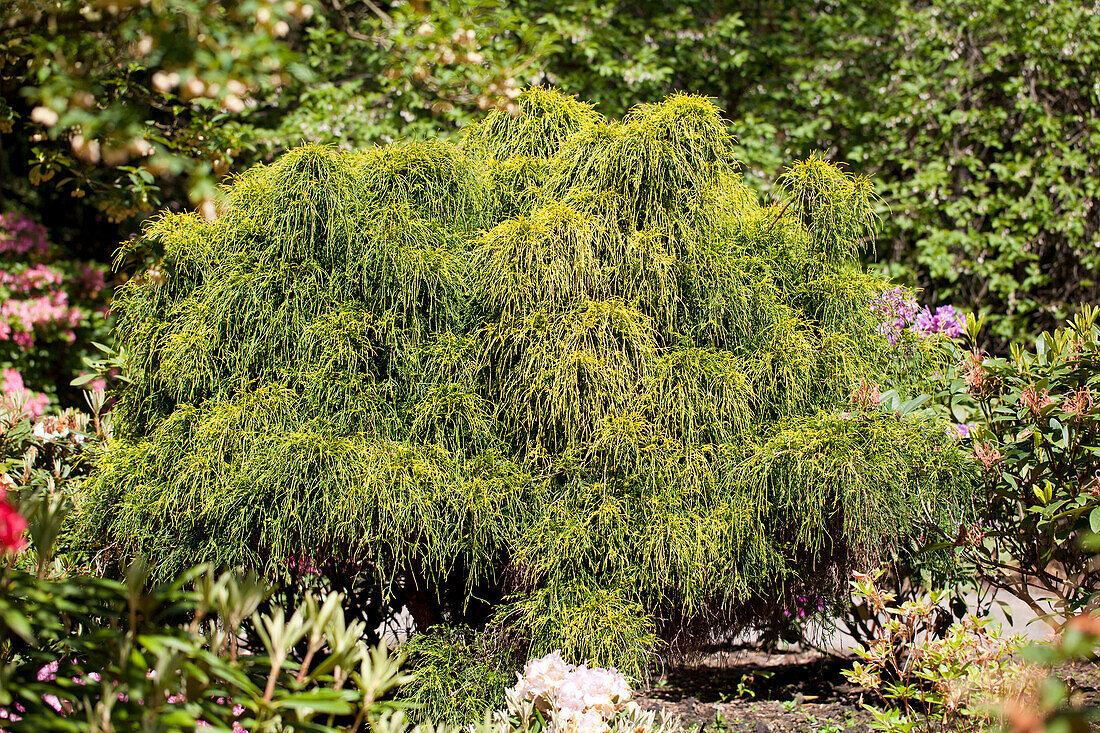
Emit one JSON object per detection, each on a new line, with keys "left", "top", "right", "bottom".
{"left": 764, "top": 199, "right": 793, "bottom": 233}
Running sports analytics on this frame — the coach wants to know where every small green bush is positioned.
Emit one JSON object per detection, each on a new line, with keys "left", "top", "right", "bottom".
{"left": 77, "top": 88, "right": 973, "bottom": 672}
{"left": 397, "top": 625, "right": 517, "bottom": 725}
{"left": 936, "top": 307, "right": 1100, "bottom": 626}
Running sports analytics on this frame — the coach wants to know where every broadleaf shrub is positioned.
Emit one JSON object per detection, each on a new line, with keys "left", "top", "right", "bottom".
{"left": 933, "top": 307, "right": 1100, "bottom": 626}
{"left": 0, "top": 408, "right": 411, "bottom": 732}
{"left": 732, "top": 0, "right": 1100, "bottom": 346}
{"left": 76, "top": 88, "right": 973, "bottom": 673}
{"left": 843, "top": 569, "right": 1036, "bottom": 733}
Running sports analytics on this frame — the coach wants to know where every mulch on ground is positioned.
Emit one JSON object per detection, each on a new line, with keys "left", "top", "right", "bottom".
{"left": 637, "top": 649, "right": 1100, "bottom": 733}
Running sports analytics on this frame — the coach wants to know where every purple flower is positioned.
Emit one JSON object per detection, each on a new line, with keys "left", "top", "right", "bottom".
{"left": 911, "top": 306, "right": 935, "bottom": 335}
{"left": 871, "top": 287, "right": 919, "bottom": 345}
{"left": 934, "top": 306, "right": 966, "bottom": 338}
{"left": 952, "top": 423, "right": 979, "bottom": 440}
{"left": 902, "top": 303, "right": 967, "bottom": 340}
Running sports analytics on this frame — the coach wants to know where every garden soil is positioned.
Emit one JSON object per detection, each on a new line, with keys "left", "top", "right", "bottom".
{"left": 637, "top": 649, "right": 1100, "bottom": 733}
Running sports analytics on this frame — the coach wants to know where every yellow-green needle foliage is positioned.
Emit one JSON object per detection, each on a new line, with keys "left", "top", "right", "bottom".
{"left": 79, "top": 87, "right": 973, "bottom": 673}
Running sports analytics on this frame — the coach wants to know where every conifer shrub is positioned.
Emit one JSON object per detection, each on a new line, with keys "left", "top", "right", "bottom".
{"left": 77, "top": 87, "right": 974, "bottom": 672}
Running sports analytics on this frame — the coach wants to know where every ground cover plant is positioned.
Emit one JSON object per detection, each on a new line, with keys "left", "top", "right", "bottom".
{"left": 71, "top": 88, "right": 974, "bottom": 716}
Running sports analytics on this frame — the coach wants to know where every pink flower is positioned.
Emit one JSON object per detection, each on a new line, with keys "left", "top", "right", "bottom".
{"left": 850, "top": 379, "right": 881, "bottom": 410}
{"left": 1020, "top": 385, "right": 1053, "bottom": 416}
{"left": 0, "top": 489, "right": 27, "bottom": 555}
{"left": 2, "top": 367, "right": 50, "bottom": 417}
{"left": 0, "top": 265, "right": 64, "bottom": 294}
{"left": 286, "top": 555, "right": 320, "bottom": 576}
{"left": 507, "top": 651, "right": 633, "bottom": 732}
{"left": 37, "top": 661, "right": 59, "bottom": 682}
{"left": 77, "top": 264, "right": 107, "bottom": 299}
{"left": 0, "top": 213, "right": 49, "bottom": 256}
{"left": 973, "top": 442, "right": 1002, "bottom": 471}
{"left": 0, "top": 706, "right": 24, "bottom": 721}
{"left": 962, "top": 350, "right": 990, "bottom": 396}
{"left": 73, "top": 374, "right": 108, "bottom": 393}
{"left": 1064, "top": 387, "right": 1093, "bottom": 417}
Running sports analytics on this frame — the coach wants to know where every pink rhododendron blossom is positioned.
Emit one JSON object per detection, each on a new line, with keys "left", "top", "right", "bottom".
{"left": 2, "top": 368, "right": 49, "bottom": 418}
{"left": 37, "top": 661, "right": 59, "bottom": 682}
{"left": 0, "top": 265, "right": 65, "bottom": 294}
{"left": 77, "top": 264, "right": 107, "bottom": 299}
{"left": 510, "top": 650, "right": 575, "bottom": 701}
{"left": 0, "top": 290, "right": 83, "bottom": 350}
{"left": 0, "top": 213, "right": 48, "bottom": 256}
{"left": 507, "top": 652, "right": 634, "bottom": 733}
{"left": 76, "top": 373, "right": 107, "bottom": 393}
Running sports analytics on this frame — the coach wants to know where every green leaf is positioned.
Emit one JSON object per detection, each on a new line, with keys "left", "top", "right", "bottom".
{"left": 1, "top": 605, "right": 36, "bottom": 644}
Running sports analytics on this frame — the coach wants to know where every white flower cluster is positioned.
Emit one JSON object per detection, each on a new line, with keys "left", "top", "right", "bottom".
{"left": 502, "top": 651, "right": 656, "bottom": 733}
{"left": 32, "top": 412, "right": 85, "bottom": 444}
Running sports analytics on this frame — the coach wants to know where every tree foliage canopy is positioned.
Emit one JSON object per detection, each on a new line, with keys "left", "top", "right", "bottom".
{"left": 78, "top": 88, "right": 972, "bottom": 671}
{"left": 4, "top": 0, "right": 1097, "bottom": 350}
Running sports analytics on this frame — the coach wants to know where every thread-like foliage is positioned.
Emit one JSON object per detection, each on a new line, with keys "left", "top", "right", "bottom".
{"left": 79, "top": 88, "right": 973, "bottom": 673}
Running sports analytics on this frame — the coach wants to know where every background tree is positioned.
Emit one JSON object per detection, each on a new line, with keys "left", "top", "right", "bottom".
{"left": 739, "top": 0, "right": 1100, "bottom": 348}
{"left": 0, "top": 0, "right": 548, "bottom": 405}
{"left": 6, "top": 0, "right": 1097, "bottom": 368}
{"left": 76, "top": 88, "right": 973, "bottom": 685}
